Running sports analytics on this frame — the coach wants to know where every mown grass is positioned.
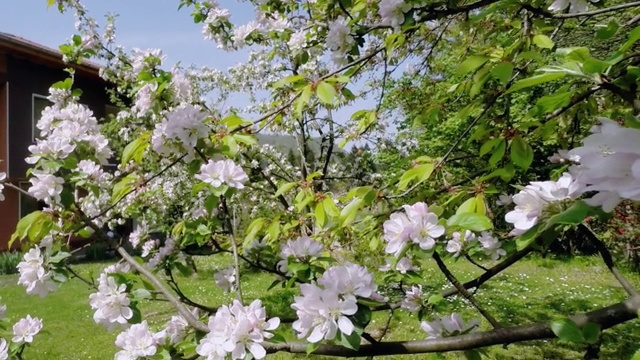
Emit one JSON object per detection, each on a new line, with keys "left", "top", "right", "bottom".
{"left": 1, "top": 255, "right": 639, "bottom": 360}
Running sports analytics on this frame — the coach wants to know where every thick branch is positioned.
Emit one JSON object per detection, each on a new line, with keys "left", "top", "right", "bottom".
{"left": 265, "top": 296, "right": 640, "bottom": 356}
{"left": 522, "top": 2, "right": 640, "bottom": 19}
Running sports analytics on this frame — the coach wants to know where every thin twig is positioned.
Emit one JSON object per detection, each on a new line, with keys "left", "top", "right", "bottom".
{"left": 433, "top": 251, "right": 502, "bottom": 329}
{"left": 579, "top": 224, "right": 639, "bottom": 297}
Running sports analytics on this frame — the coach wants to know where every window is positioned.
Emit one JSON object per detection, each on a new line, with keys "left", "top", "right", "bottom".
{"left": 32, "top": 94, "right": 53, "bottom": 141}
{"left": 19, "top": 181, "right": 44, "bottom": 218}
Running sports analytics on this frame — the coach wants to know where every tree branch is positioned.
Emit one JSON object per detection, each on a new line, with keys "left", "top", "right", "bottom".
{"left": 265, "top": 296, "right": 640, "bottom": 356}
{"left": 521, "top": 2, "right": 640, "bottom": 19}
{"left": 433, "top": 252, "right": 502, "bottom": 329}
{"left": 579, "top": 224, "right": 639, "bottom": 297}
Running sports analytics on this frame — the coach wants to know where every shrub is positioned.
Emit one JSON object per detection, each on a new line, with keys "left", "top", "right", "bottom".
{"left": 0, "top": 251, "right": 22, "bottom": 275}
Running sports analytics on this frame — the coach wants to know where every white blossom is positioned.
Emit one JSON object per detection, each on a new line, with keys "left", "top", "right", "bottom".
{"left": 17, "top": 247, "right": 57, "bottom": 298}
{"left": 477, "top": 232, "right": 506, "bottom": 260}
{"left": 421, "top": 313, "right": 478, "bottom": 339}
{"left": 378, "top": 0, "right": 411, "bottom": 30}
{"left": 89, "top": 276, "right": 133, "bottom": 331}
{"left": 0, "top": 339, "right": 7, "bottom": 360}
{"left": 383, "top": 202, "right": 445, "bottom": 255}
{"left": 214, "top": 266, "right": 237, "bottom": 292}
{"left": 548, "top": 0, "right": 596, "bottom": 13}
{"left": 197, "top": 299, "right": 279, "bottom": 360}
{"left": 12, "top": 315, "right": 43, "bottom": 344}
{"left": 114, "top": 321, "right": 157, "bottom": 360}
{"left": 568, "top": 119, "right": 640, "bottom": 212}
{"left": 400, "top": 285, "right": 423, "bottom": 312}
{"left": 196, "top": 159, "right": 249, "bottom": 189}
{"left": 291, "top": 284, "right": 357, "bottom": 343}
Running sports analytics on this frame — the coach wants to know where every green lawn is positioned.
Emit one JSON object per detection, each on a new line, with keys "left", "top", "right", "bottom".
{"left": 1, "top": 255, "right": 640, "bottom": 359}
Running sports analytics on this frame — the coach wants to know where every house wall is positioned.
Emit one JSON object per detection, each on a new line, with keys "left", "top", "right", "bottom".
{"left": 6, "top": 55, "right": 110, "bottom": 179}
{"left": 0, "top": 55, "right": 110, "bottom": 251}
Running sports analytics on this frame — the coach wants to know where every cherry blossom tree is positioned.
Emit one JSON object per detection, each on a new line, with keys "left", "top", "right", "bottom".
{"left": 2, "top": 0, "right": 640, "bottom": 358}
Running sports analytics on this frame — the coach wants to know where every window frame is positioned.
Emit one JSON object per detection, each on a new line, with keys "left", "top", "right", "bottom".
{"left": 32, "top": 93, "right": 52, "bottom": 142}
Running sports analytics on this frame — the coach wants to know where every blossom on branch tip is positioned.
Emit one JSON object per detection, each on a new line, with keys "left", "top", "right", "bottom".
{"left": 383, "top": 202, "right": 445, "bottom": 256}
{"left": 196, "top": 159, "right": 249, "bottom": 189}
{"left": 12, "top": 315, "right": 43, "bottom": 344}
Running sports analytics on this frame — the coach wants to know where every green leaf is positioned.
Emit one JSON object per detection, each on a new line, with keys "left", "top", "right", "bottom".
{"left": 464, "top": 350, "right": 482, "bottom": 360}
{"left": 510, "top": 136, "right": 533, "bottom": 170}
{"left": 456, "top": 55, "right": 489, "bottom": 77}
{"left": 535, "top": 91, "right": 573, "bottom": 113}
{"left": 533, "top": 34, "right": 555, "bottom": 49}
{"left": 306, "top": 342, "right": 320, "bottom": 354}
{"left": 550, "top": 318, "right": 584, "bottom": 343}
{"left": 632, "top": 348, "right": 640, "bottom": 360}
{"left": 505, "top": 73, "right": 565, "bottom": 94}
{"left": 323, "top": 196, "right": 340, "bottom": 218}
{"left": 480, "top": 138, "right": 501, "bottom": 156}
{"left": 112, "top": 174, "right": 137, "bottom": 204}
{"left": 315, "top": 202, "right": 326, "bottom": 228}
{"left": 583, "top": 58, "right": 610, "bottom": 74}
{"left": 515, "top": 224, "right": 540, "bottom": 250}
{"left": 490, "top": 62, "right": 514, "bottom": 85}
{"left": 447, "top": 213, "right": 493, "bottom": 232}
{"left": 316, "top": 81, "right": 337, "bottom": 105}
{"left": 340, "top": 198, "right": 363, "bottom": 226}
{"left": 489, "top": 139, "right": 506, "bottom": 166}
{"left": 469, "top": 65, "right": 491, "bottom": 98}
{"left": 582, "top": 322, "right": 600, "bottom": 344}
{"left": 121, "top": 133, "right": 150, "bottom": 165}
{"left": 233, "top": 134, "right": 257, "bottom": 146}
{"left": 271, "top": 74, "right": 305, "bottom": 89}
{"left": 620, "top": 25, "right": 640, "bottom": 53}
{"left": 397, "top": 163, "right": 434, "bottom": 191}
{"left": 275, "top": 182, "right": 296, "bottom": 197}
{"left": 339, "top": 330, "right": 361, "bottom": 351}
{"left": 10, "top": 211, "right": 44, "bottom": 247}
{"left": 595, "top": 20, "right": 619, "bottom": 40}
{"left": 294, "top": 85, "right": 313, "bottom": 115}
{"left": 49, "top": 251, "right": 71, "bottom": 264}
{"left": 544, "top": 200, "right": 593, "bottom": 230}
{"left": 456, "top": 198, "right": 477, "bottom": 214}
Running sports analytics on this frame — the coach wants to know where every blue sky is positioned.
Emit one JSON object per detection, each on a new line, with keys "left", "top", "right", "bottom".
{"left": 1, "top": 1, "right": 382, "bottom": 143}
{"left": 0, "top": 0, "right": 253, "bottom": 69}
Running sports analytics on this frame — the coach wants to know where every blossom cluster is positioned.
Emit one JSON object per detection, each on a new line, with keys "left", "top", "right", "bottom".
{"left": 197, "top": 299, "right": 279, "bottom": 360}
{"left": 89, "top": 265, "right": 134, "bottom": 331}
{"left": 195, "top": 159, "right": 249, "bottom": 189}
{"left": 383, "top": 202, "right": 445, "bottom": 256}
{"left": 277, "top": 236, "right": 324, "bottom": 274}
{"left": 0, "top": 302, "right": 43, "bottom": 359}
{"left": 505, "top": 172, "right": 582, "bottom": 235}
{"left": 17, "top": 246, "right": 57, "bottom": 298}
{"left": 292, "top": 263, "right": 383, "bottom": 343}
